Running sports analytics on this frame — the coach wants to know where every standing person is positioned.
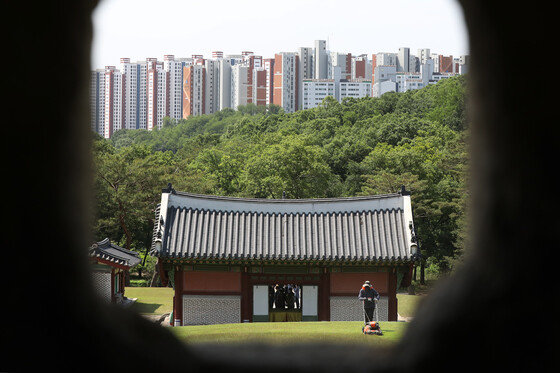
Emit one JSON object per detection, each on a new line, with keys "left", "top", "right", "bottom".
{"left": 294, "top": 285, "right": 300, "bottom": 309}
{"left": 274, "top": 284, "right": 286, "bottom": 309}
{"left": 285, "top": 285, "right": 295, "bottom": 310}
{"left": 358, "top": 280, "right": 379, "bottom": 325}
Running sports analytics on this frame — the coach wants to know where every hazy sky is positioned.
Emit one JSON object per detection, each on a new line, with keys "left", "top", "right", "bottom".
{"left": 91, "top": 0, "right": 468, "bottom": 69}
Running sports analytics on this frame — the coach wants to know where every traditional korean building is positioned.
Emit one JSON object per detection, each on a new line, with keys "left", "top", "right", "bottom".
{"left": 89, "top": 238, "right": 141, "bottom": 304}
{"left": 151, "top": 184, "right": 419, "bottom": 326}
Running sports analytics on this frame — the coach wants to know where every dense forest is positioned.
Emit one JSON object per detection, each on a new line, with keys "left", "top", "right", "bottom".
{"left": 91, "top": 75, "right": 469, "bottom": 285}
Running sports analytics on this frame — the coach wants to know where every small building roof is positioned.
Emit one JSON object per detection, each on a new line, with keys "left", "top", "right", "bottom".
{"left": 89, "top": 238, "right": 141, "bottom": 268}
{"left": 151, "top": 186, "right": 418, "bottom": 263}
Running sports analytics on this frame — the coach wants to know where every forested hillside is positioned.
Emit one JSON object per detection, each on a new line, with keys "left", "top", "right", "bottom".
{"left": 92, "top": 75, "right": 469, "bottom": 283}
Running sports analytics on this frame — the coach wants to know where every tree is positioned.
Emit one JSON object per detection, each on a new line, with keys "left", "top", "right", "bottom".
{"left": 241, "top": 136, "right": 340, "bottom": 199}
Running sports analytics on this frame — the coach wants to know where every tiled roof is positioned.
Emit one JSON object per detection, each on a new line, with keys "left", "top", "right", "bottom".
{"left": 151, "top": 189, "right": 418, "bottom": 263}
{"left": 89, "top": 238, "right": 141, "bottom": 268}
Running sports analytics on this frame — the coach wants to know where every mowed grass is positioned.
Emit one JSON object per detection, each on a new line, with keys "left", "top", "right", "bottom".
{"left": 125, "top": 286, "right": 174, "bottom": 315}
{"left": 396, "top": 293, "right": 425, "bottom": 318}
{"left": 125, "top": 287, "right": 423, "bottom": 346}
{"left": 171, "top": 321, "right": 408, "bottom": 346}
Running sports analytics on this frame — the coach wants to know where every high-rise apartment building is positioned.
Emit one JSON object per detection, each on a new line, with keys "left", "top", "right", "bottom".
{"left": 218, "top": 59, "right": 232, "bottom": 110}
{"left": 205, "top": 59, "right": 220, "bottom": 114}
{"left": 438, "top": 55, "right": 454, "bottom": 73}
{"left": 163, "top": 55, "right": 187, "bottom": 121}
{"left": 314, "top": 40, "right": 327, "bottom": 79}
{"left": 182, "top": 65, "right": 205, "bottom": 118}
{"left": 328, "top": 52, "right": 351, "bottom": 80}
{"left": 273, "top": 52, "right": 299, "bottom": 113}
{"left": 103, "top": 66, "right": 123, "bottom": 138}
{"left": 146, "top": 59, "right": 167, "bottom": 131}
{"left": 231, "top": 64, "right": 249, "bottom": 109}
{"left": 263, "top": 58, "right": 275, "bottom": 106}
{"left": 252, "top": 68, "right": 268, "bottom": 106}
{"left": 244, "top": 54, "right": 263, "bottom": 104}
{"left": 417, "top": 48, "right": 431, "bottom": 64}
{"left": 120, "top": 58, "right": 140, "bottom": 130}
{"left": 297, "top": 47, "right": 314, "bottom": 110}
{"left": 351, "top": 54, "right": 372, "bottom": 80}
{"left": 90, "top": 69, "right": 106, "bottom": 137}
{"left": 372, "top": 52, "right": 398, "bottom": 87}
{"left": 397, "top": 47, "right": 410, "bottom": 72}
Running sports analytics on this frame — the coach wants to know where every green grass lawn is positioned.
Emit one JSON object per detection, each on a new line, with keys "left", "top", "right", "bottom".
{"left": 125, "top": 287, "right": 421, "bottom": 346}
{"left": 171, "top": 321, "right": 408, "bottom": 346}
{"left": 125, "top": 286, "right": 174, "bottom": 315}
{"left": 396, "top": 293, "right": 425, "bottom": 318}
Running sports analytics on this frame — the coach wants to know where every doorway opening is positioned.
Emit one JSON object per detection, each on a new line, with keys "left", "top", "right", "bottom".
{"left": 269, "top": 284, "right": 301, "bottom": 321}
{"left": 253, "top": 284, "right": 318, "bottom": 322}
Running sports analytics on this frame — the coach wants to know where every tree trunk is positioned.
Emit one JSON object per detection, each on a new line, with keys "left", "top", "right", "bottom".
{"left": 413, "top": 265, "right": 417, "bottom": 282}
{"left": 420, "top": 260, "right": 426, "bottom": 285}
{"left": 150, "top": 270, "right": 159, "bottom": 287}
{"left": 117, "top": 200, "right": 132, "bottom": 251}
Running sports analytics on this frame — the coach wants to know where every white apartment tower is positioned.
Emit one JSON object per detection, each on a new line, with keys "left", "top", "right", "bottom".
{"left": 146, "top": 61, "right": 167, "bottom": 131}
{"left": 328, "top": 52, "right": 351, "bottom": 80}
{"left": 120, "top": 58, "right": 138, "bottom": 130}
{"left": 164, "top": 55, "right": 187, "bottom": 121}
{"left": 376, "top": 52, "right": 398, "bottom": 66}
{"left": 218, "top": 59, "right": 232, "bottom": 110}
{"left": 297, "top": 47, "right": 314, "bottom": 110}
{"left": 205, "top": 59, "right": 220, "bottom": 114}
{"left": 231, "top": 64, "right": 249, "bottom": 109}
{"left": 417, "top": 48, "right": 431, "bottom": 64}
{"left": 314, "top": 40, "right": 327, "bottom": 79}
{"left": 397, "top": 47, "right": 410, "bottom": 72}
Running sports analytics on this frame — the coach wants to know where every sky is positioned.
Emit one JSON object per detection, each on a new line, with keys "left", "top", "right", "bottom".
{"left": 91, "top": 0, "right": 468, "bottom": 69}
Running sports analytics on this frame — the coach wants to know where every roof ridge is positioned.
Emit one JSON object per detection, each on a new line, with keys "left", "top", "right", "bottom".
{"left": 170, "top": 191, "right": 402, "bottom": 203}
{"left": 169, "top": 206, "right": 405, "bottom": 215}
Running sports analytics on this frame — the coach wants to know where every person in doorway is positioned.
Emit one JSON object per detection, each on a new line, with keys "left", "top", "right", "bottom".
{"left": 274, "top": 284, "right": 286, "bottom": 309}
{"left": 285, "top": 285, "right": 295, "bottom": 310}
{"left": 358, "top": 280, "right": 380, "bottom": 325}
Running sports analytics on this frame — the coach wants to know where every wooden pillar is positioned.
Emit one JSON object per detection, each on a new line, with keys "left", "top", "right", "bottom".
{"left": 110, "top": 268, "right": 115, "bottom": 304}
{"left": 318, "top": 270, "right": 330, "bottom": 321}
{"left": 240, "top": 270, "right": 251, "bottom": 322}
{"left": 173, "top": 268, "right": 184, "bottom": 326}
{"left": 387, "top": 270, "right": 398, "bottom": 321}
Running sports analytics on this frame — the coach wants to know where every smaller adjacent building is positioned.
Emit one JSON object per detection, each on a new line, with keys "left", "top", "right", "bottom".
{"left": 89, "top": 238, "right": 141, "bottom": 304}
